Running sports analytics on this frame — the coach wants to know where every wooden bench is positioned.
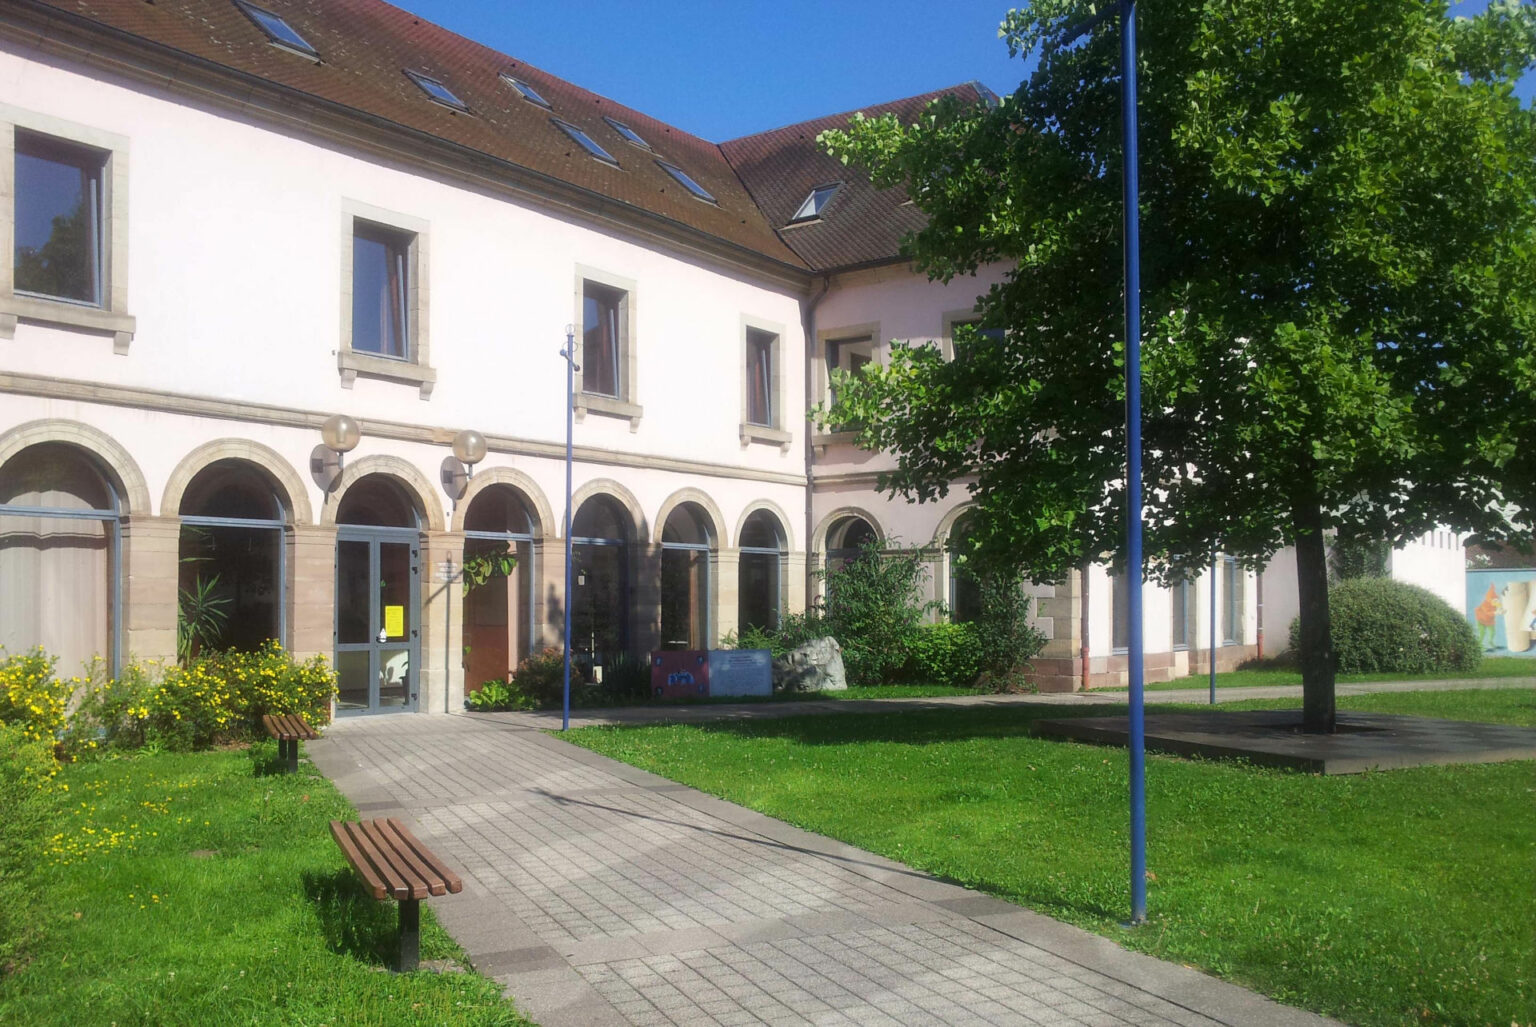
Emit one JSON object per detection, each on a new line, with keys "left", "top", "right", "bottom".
{"left": 329, "top": 817, "right": 463, "bottom": 972}
{"left": 262, "top": 713, "right": 319, "bottom": 773}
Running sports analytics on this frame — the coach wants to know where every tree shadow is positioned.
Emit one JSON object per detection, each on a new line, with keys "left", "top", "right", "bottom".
{"left": 246, "top": 741, "right": 290, "bottom": 777}
{"left": 302, "top": 867, "right": 395, "bottom": 966}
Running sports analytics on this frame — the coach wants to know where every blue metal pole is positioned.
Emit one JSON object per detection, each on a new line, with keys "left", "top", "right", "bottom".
{"left": 1120, "top": 0, "right": 1147, "bottom": 926}
{"left": 1210, "top": 548, "right": 1218, "bottom": 705}
{"left": 561, "top": 328, "right": 577, "bottom": 732}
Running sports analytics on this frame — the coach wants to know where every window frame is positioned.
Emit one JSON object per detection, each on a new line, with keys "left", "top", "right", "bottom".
{"left": 404, "top": 70, "right": 469, "bottom": 112}
{"left": 572, "top": 265, "right": 642, "bottom": 428}
{"left": 1110, "top": 568, "right": 1130, "bottom": 654}
{"left": 551, "top": 119, "right": 618, "bottom": 165}
{"left": 739, "top": 315, "right": 790, "bottom": 449}
{"left": 338, "top": 200, "right": 435, "bottom": 397}
{"left": 500, "top": 74, "right": 552, "bottom": 109}
{"left": 0, "top": 107, "right": 134, "bottom": 353}
{"left": 811, "top": 322, "right": 879, "bottom": 454}
{"left": 603, "top": 117, "right": 651, "bottom": 150}
{"left": 655, "top": 160, "right": 716, "bottom": 203}
{"left": 233, "top": 0, "right": 320, "bottom": 60}
{"left": 788, "top": 182, "right": 840, "bottom": 224}
{"left": 1221, "top": 555, "right": 1242, "bottom": 645}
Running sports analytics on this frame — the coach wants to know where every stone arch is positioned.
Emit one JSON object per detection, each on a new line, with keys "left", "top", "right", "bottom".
{"left": 810, "top": 506, "right": 886, "bottom": 557}
{"left": 931, "top": 501, "right": 979, "bottom": 549}
{"left": 567, "top": 478, "right": 646, "bottom": 541}
{"left": 733, "top": 499, "right": 796, "bottom": 551}
{"left": 451, "top": 466, "right": 555, "bottom": 536}
{"left": 0, "top": 418, "right": 152, "bottom": 514}
{"left": 652, "top": 488, "right": 726, "bottom": 546}
{"left": 320, "top": 454, "right": 445, "bottom": 531}
{"left": 162, "top": 439, "right": 313, "bottom": 525}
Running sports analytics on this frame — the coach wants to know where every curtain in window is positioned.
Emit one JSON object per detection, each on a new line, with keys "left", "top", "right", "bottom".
{"left": 747, "top": 331, "right": 773, "bottom": 426}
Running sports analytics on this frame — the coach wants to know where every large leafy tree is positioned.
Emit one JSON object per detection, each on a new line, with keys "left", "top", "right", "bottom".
{"left": 821, "top": 0, "right": 1536, "bottom": 731}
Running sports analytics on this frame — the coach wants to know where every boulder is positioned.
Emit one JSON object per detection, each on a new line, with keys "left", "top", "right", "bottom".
{"left": 772, "top": 636, "right": 847, "bottom": 692}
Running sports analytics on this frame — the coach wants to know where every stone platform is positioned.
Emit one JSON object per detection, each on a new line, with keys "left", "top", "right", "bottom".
{"left": 1030, "top": 709, "right": 1536, "bottom": 774}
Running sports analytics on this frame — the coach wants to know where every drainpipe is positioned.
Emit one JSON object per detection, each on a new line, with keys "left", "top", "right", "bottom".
{"left": 1079, "top": 558, "right": 1091, "bottom": 690}
{"left": 1255, "top": 565, "right": 1264, "bottom": 660}
{"left": 800, "top": 274, "right": 832, "bottom": 607}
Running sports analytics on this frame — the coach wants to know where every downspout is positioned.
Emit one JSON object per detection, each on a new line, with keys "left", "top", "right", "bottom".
{"left": 1255, "top": 565, "right": 1264, "bottom": 660}
{"left": 1079, "top": 558, "right": 1091, "bottom": 691}
{"left": 800, "top": 275, "right": 832, "bottom": 608}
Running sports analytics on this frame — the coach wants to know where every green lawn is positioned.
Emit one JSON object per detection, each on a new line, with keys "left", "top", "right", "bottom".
{"left": 563, "top": 689, "right": 1536, "bottom": 1027}
{"left": 0, "top": 743, "right": 529, "bottom": 1027}
{"left": 1108, "top": 655, "right": 1536, "bottom": 691}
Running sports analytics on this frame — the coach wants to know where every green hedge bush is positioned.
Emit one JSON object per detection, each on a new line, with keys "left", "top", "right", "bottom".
{"left": 900, "top": 623, "right": 983, "bottom": 687}
{"left": 1289, "top": 578, "right": 1481, "bottom": 674}
{"left": 0, "top": 722, "right": 59, "bottom": 972}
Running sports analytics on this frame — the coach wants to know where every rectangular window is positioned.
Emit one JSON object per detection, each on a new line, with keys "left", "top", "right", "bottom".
{"left": 746, "top": 328, "right": 775, "bottom": 427}
{"left": 351, "top": 221, "right": 412, "bottom": 359}
{"left": 826, "top": 336, "right": 872, "bottom": 405}
{"left": 1222, "top": 556, "right": 1241, "bottom": 644}
{"left": 14, "top": 131, "right": 105, "bottom": 306}
{"left": 1170, "top": 577, "right": 1196, "bottom": 649}
{"left": 1111, "top": 569, "right": 1130, "bottom": 652}
{"left": 582, "top": 280, "right": 625, "bottom": 398}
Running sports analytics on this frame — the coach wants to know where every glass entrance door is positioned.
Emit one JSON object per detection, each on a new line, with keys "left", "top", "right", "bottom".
{"left": 335, "top": 529, "right": 420, "bottom": 714}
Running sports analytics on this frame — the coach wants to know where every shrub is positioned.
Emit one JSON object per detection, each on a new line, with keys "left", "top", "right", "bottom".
{"left": 465, "top": 679, "right": 531, "bottom": 712}
{"left": 822, "top": 539, "right": 932, "bottom": 684}
{"left": 65, "top": 659, "right": 156, "bottom": 753}
{"left": 969, "top": 571, "right": 1049, "bottom": 689}
{"left": 597, "top": 651, "right": 651, "bottom": 704}
{"left": 219, "top": 642, "right": 336, "bottom": 731}
{"left": 1289, "top": 578, "right": 1481, "bottom": 674}
{"left": 510, "top": 647, "right": 573, "bottom": 707}
{"left": 0, "top": 648, "right": 77, "bottom": 748}
{"left": 901, "top": 623, "right": 983, "bottom": 687}
{"left": 721, "top": 611, "right": 829, "bottom": 660}
{"left": 141, "top": 659, "right": 237, "bottom": 750}
{"left": 0, "top": 722, "right": 60, "bottom": 972}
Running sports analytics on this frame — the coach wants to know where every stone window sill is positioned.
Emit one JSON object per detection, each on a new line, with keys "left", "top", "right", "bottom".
{"left": 575, "top": 391, "right": 643, "bottom": 431}
{"left": 811, "top": 430, "right": 860, "bottom": 458}
{"left": 338, "top": 349, "right": 436, "bottom": 399}
{"left": 1, "top": 293, "right": 136, "bottom": 354}
{"left": 740, "top": 422, "right": 792, "bottom": 452}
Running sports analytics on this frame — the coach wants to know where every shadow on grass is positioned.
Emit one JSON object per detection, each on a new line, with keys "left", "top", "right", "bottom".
{"left": 302, "top": 867, "right": 396, "bottom": 966}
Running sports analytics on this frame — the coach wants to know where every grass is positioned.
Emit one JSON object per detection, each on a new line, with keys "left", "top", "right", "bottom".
{"left": 562, "top": 689, "right": 1536, "bottom": 1027}
{"left": 1104, "top": 654, "right": 1536, "bottom": 691}
{"left": 0, "top": 742, "right": 529, "bottom": 1027}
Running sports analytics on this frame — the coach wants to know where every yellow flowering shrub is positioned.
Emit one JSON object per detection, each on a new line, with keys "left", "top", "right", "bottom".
{"left": 143, "top": 659, "right": 237, "bottom": 750}
{"left": 218, "top": 640, "right": 337, "bottom": 730}
{"left": 0, "top": 647, "right": 77, "bottom": 747}
{"left": 0, "top": 720, "right": 62, "bottom": 968}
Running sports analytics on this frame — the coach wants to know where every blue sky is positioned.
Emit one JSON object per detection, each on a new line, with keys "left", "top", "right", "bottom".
{"left": 401, "top": 1, "right": 1533, "bottom": 141}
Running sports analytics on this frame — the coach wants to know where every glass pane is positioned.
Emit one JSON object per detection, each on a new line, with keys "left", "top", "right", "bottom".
{"left": 0, "top": 443, "right": 114, "bottom": 511}
{"left": 336, "top": 540, "right": 371, "bottom": 644}
{"left": 179, "top": 524, "right": 281, "bottom": 651}
{"left": 352, "top": 224, "right": 409, "bottom": 358}
{"left": 952, "top": 566, "right": 982, "bottom": 625}
{"left": 336, "top": 650, "right": 370, "bottom": 712}
{"left": 464, "top": 486, "right": 532, "bottom": 535}
{"left": 336, "top": 475, "right": 417, "bottom": 527}
{"left": 582, "top": 284, "right": 621, "bottom": 397}
{"left": 378, "top": 542, "right": 413, "bottom": 643}
{"left": 378, "top": 647, "right": 410, "bottom": 708}
{"left": 746, "top": 330, "right": 774, "bottom": 426}
{"left": 180, "top": 461, "right": 279, "bottom": 520}
{"left": 661, "top": 548, "right": 707, "bottom": 650}
{"left": 573, "top": 543, "right": 625, "bottom": 660}
{"left": 240, "top": 2, "right": 316, "bottom": 53}
{"left": 739, "top": 511, "right": 782, "bottom": 551}
{"left": 14, "top": 133, "right": 101, "bottom": 304}
{"left": 463, "top": 537, "right": 529, "bottom": 689}
{"left": 739, "top": 551, "right": 779, "bottom": 633}
{"left": 1112, "top": 571, "right": 1130, "bottom": 650}
{"left": 0, "top": 511, "right": 111, "bottom": 677}
{"left": 662, "top": 505, "right": 709, "bottom": 546}
{"left": 573, "top": 496, "right": 626, "bottom": 542}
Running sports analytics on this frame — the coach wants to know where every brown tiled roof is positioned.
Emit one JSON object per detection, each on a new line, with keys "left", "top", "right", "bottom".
{"left": 720, "top": 85, "right": 990, "bottom": 272}
{"left": 21, "top": 0, "right": 808, "bottom": 270}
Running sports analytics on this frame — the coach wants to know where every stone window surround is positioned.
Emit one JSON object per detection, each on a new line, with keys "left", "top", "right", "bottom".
{"left": 811, "top": 320, "right": 879, "bottom": 456}
{"left": 0, "top": 105, "right": 134, "bottom": 354}
{"left": 338, "top": 198, "right": 435, "bottom": 399}
{"left": 573, "top": 264, "right": 642, "bottom": 430}
{"left": 739, "top": 313, "right": 790, "bottom": 451}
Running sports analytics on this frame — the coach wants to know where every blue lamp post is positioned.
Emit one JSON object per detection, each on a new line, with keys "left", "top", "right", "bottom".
{"left": 560, "top": 326, "right": 579, "bottom": 732}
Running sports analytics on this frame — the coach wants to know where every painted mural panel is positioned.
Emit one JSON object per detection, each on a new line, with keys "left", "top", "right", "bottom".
{"left": 1466, "top": 569, "right": 1536, "bottom": 656}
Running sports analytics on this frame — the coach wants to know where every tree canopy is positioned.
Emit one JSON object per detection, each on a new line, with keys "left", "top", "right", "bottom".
{"left": 820, "top": 0, "right": 1536, "bottom": 729}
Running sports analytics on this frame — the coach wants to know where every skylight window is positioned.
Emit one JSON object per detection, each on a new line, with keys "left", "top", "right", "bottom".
{"left": 234, "top": 0, "right": 317, "bottom": 57}
{"left": 656, "top": 160, "right": 716, "bottom": 203}
{"left": 604, "top": 117, "right": 650, "bottom": 150}
{"left": 553, "top": 119, "right": 618, "bottom": 165}
{"left": 405, "top": 70, "right": 468, "bottom": 111}
{"left": 790, "top": 183, "right": 840, "bottom": 223}
{"left": 501, "top": 75, "right": 551, "bottom": 109}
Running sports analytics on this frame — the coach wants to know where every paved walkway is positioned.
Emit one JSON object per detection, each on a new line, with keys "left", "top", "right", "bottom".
{"left": 312, "top": 711, "right": 1341, "bottom": 1026}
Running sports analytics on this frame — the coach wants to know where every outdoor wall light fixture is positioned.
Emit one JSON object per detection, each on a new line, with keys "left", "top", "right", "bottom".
{"left": 311, "top": 413, "right": 361, "bottom": 491}
{"left": 441, "top": 429, "right": 488, "bottom": 504}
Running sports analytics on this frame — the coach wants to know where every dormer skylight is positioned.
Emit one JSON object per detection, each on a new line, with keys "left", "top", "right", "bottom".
{"left": 501, "top": 75, "right": 552, "bottom": 109}
{"left": 657, "top": 161, "right": 715, "bottom": 203}
{"left": 405, "top": 70, "right": 468, "bottom": 111}
{"left": 790, "top": 183, "right": 840, "bottom": 223}
{"left": 234, "top": 0, "right": 318, "bottom": 58}
{"left": 604, "top": 117, "right": 650, "bottom": 150}
{"left": 553, "top": 119, "right": 618, "bottom": 165}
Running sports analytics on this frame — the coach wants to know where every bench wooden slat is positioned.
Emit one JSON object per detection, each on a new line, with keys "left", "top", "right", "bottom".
{"left": 357, "top": 819, "right": 433, "bottom": 899}
{"left": 379, "top": 818, "right": 461, "bottom": 896}
{"left": 373, "top": 820, "right": 447, "bottom": 897}
{"left": 262, "top": 712, "right": 319, "bottom": 742}
{"left": 329, "top": 820, "right": 389, "bottom": 900}
{"left": 341, "top": 820, "right": 419, "bottom": 900}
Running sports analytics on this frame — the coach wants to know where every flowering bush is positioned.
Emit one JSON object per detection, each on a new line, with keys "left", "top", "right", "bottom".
{"left": 141, "top": 659, "right": 237, "bottom": 750}
{"left": 0, "top": 647, "right": 78, "bottom": 748}
{"left": 217, "top": 641, "right": 336, "bottom": 732}
{"left": 0, "top": 721, "right": 61, "bottom": 969}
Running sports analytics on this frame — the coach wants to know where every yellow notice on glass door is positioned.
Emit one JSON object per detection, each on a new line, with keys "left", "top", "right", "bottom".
{"left": 383, "top": 605, "right": 404, "bottom": 639}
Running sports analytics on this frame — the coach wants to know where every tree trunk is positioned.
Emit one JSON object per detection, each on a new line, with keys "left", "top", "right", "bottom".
{"left": 1293, "top": 501, "right": 1336, "bottom": 733}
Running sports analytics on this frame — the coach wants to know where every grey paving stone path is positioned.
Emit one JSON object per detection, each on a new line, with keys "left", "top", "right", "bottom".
{"left": 312, "top": 712, "right": 1341, "bottom": 1026}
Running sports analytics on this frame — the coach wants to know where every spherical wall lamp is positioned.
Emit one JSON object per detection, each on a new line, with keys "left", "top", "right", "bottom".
{"left": 311, "top": 413, "right": 362, "bottom": 492}
{"left": 451, "top": 429, "right": 487, "bottom": 471}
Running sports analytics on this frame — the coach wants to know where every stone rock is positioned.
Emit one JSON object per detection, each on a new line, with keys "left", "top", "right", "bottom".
{"left": 772, "top": 636, "right": 847, "bottom": 692}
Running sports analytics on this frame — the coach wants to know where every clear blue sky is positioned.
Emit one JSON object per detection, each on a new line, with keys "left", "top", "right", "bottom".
{"left": 400, "top": 0, "right": 1532, "bottom": 141}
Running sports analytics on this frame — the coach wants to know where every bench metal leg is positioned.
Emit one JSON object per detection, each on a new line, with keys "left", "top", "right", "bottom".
{"left": 398, "top": 898, "right": 420, "bottom": 972}
{"left": 286, "top": 739, "right": 299, "bottom": 774}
